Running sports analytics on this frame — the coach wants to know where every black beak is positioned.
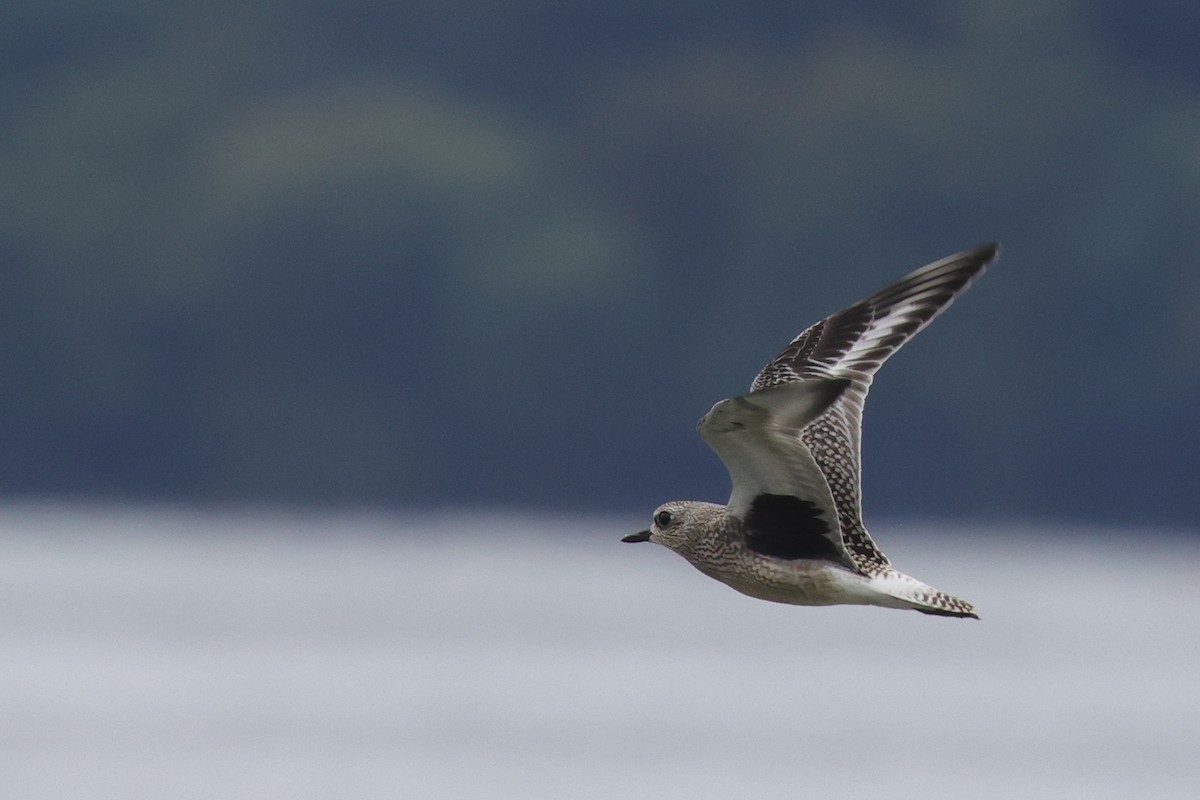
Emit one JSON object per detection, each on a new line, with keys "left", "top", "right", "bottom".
{"left": 622, "top": 529, "right": 651, "bottom": 543}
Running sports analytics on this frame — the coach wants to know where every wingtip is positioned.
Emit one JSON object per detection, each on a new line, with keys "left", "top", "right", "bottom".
{"left": 976, "top": 241, "right": 1001, "bottom": 263}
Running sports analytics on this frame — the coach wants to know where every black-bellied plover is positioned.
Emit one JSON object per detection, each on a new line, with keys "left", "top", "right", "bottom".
{"left": 623, "top": 244, "right": 999, "bottom": 618}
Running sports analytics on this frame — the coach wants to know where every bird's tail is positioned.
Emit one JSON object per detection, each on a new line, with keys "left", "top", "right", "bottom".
{"left": 873, "top": 569, "right": 979, "bottom": 619}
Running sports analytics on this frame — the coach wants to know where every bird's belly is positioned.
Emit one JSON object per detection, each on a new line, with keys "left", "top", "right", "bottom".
{"left": 692, "top": 555, "right": 868, "bottom": 606}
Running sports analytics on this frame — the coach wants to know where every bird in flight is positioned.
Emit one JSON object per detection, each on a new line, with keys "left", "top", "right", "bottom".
{"left": 623, "top": 244, "right": 999, "bottom": 618}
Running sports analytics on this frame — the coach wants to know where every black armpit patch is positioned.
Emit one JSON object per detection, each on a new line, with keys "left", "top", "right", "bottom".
{"left": 743, "top": 494, "right": 842, "bottom": 562}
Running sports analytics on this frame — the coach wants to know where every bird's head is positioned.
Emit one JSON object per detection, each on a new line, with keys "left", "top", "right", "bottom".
{"left": 622, "top": 501, "right": 722, "bottom": 555}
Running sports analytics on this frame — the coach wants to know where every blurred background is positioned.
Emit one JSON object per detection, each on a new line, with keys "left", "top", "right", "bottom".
{"left": 3, "top": 0, "right": 1198, "bottom": 524}
{"left": 3, "top": 2, "right": 1200, "bottom": 798}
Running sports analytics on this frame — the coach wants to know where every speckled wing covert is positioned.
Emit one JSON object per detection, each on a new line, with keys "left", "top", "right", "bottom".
{"left": 698, "top": 244, "right": 999, "bottom": 575}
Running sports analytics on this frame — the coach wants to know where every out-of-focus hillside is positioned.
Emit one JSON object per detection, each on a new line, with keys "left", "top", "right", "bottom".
{"left": 2, "top": 2, "right": 1198, "bottom": 523}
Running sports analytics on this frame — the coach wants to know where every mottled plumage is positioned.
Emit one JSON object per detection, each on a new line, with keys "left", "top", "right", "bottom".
{"left": 623, "top": 244, "right": 999, "bottom": 618}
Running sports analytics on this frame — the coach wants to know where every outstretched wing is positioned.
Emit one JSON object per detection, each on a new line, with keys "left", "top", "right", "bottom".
{"left": 751, "top": 244, "right": 1000, "bottom": 391}
{"left": 698, "top": 378, "right": 856, "bottom": 566}
{"left": 700, "top": 244, "right": 999, "bottom": 573}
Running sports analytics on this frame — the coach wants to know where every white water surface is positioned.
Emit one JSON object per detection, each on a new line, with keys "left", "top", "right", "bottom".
{"left": 0, "top": 507, "right": 1197, "bottom": 799}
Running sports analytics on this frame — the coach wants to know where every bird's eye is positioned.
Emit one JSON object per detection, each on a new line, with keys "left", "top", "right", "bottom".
{"left": 655, "top": 510, "right": 673, "bottom": 528}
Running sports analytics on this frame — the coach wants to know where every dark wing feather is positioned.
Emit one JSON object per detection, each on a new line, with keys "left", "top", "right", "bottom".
{"left": 742, "top": 493, "right": 844, "bottom": 562}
